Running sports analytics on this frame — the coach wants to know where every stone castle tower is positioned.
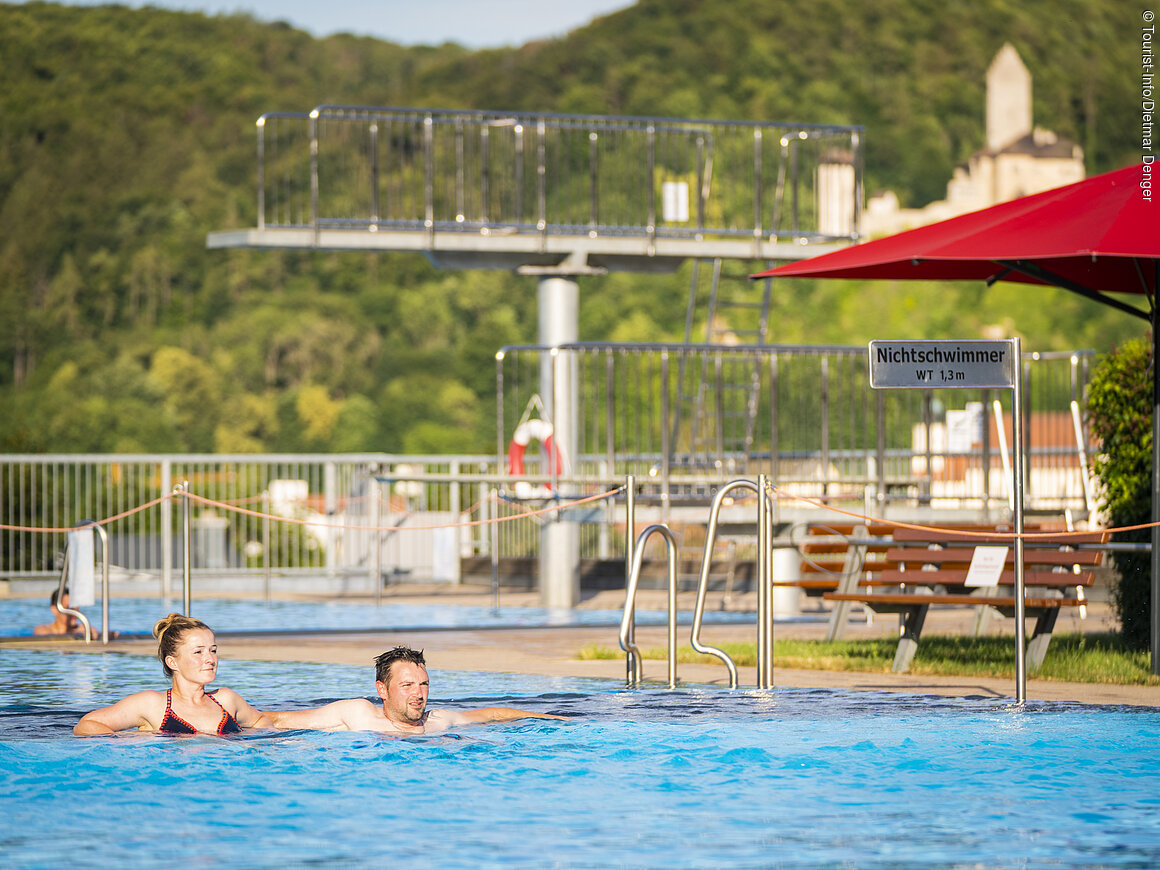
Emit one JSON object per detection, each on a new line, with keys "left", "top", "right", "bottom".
{"left": 986, "top": 43, "right": 1032, "bottom": 152}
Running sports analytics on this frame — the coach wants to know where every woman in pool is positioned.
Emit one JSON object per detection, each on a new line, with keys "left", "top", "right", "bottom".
{"left": 74, "top": 613, "right": 272, "bottom": 736}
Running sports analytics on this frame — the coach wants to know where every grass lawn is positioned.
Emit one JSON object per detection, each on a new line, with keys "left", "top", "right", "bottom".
{"left": 579, "top": 632, "right": 1160, "bottom": 685}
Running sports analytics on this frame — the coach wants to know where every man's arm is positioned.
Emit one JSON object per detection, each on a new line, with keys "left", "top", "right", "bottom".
{"left": 437, "top": 707, "right": 572, "bottom": 726}
{"left": 262, "top": 698, "right": 374, "bottom": 731}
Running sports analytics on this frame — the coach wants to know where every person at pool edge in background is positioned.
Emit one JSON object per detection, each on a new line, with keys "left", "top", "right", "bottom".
{"left": 34, "top": 588, "right": 119, "bottom": 638}
{"left": 263, "top": 645, "right": 570, "bottom": 735}
{"left": 74, "top": 614, "right": 273, "bottom": 736}
{"left": 34, "top": 589, "right": 82, "bottom": 635}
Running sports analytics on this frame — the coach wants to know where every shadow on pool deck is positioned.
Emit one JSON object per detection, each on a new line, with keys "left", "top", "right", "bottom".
{"left": 4, "top": 584, "right": 1158, "bottom": 707}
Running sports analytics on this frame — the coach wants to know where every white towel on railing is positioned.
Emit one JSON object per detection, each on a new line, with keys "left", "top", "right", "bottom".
{"left": 67, "top": 528, "right": 96, "bottom": 607}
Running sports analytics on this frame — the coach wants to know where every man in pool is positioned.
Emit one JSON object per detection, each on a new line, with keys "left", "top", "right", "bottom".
{"left": 263, "top": 645, "right": 570, "bottom": 735}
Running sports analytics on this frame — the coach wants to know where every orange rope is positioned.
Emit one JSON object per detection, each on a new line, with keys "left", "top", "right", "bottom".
{"left": 176, "top": 487, "right": 620, "bottom": 532}
{"left": 0, "top": 482, "right": 1152, "bottom": 542}
{"left": 767, "top": 484, "right": 1141, "bottom": 540}
{"left": 0, "top": 493, "right": 174, "bottom": 533}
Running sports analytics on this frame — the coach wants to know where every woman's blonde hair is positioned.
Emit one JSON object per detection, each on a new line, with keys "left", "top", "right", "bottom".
{"left": 153, "top": 613, "right": 213, "bottom": 677}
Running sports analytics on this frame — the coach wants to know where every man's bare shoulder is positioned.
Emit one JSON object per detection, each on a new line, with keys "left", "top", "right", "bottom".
{"left": 336, "top": 698, "right": 391, "bottom": 729}
{"left": 306, "top": 698, "right": 424, "bottom": 735}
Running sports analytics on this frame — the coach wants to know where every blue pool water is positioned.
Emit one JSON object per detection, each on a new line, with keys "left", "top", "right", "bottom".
{"left": 0, "top": 595, "right": 765, "bottom": 637}
{"left": 3, "top": 650, "right": 1160, "bottom": 868}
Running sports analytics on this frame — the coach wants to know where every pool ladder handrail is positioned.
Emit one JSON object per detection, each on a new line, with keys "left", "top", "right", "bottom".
{"left": 619, "top": 523, "right": 681, "bottom": 689}
{"left": 688, "top": 474, "right": 779, "bottom": 689}
{"left": 55, "top": 520, "right": 111, "bottom": 644}
{"left": 619, "top": 475, "right": 778, "bottom": 691}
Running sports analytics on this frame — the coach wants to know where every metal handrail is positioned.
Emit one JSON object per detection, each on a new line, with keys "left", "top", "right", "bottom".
{"left": 93, "top": 523, "right": 110, "bottom": 644}
{"left": 619, "top": 523, "right": 680, "bottom": 688}
{"left": 54, "top": 520, "right": 111, "bottom": 644}
{"left": 175, "top": 482, "right": 193, "bottom": 616}
{"left": 687, "top": 482, "right": 755, "bottom": 689}
{"left": 689, "top": 475, "right": 781, "bottom": 689}
{"left": 53, "top": 547, "right": 91, "bottom": 642}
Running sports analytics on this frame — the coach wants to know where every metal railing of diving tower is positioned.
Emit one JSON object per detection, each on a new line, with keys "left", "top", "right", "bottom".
{"left": 252, "top": 106, "right": 863, "bottom": 249}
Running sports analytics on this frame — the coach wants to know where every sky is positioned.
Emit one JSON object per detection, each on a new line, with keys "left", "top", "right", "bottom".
{"left": 12, "top": 0, "right": 636, "bottom": 48}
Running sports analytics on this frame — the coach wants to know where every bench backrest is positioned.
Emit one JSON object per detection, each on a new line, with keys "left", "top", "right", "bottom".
{"left": 882, "top": 525, "right": 1108, "bottom": 589}
{"left": 890, "top": 526, "right": 1108, "bottom": 545}
{"left": 797, "top": 523, "right": 893, "bottom": 592}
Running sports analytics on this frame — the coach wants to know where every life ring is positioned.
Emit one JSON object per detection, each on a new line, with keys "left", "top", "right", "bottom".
{"left": 507, "top": 419, "right": 563, "bottom": 499}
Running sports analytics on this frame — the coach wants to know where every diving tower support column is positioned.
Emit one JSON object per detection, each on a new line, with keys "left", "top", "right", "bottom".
{"left": 539, "top": 275, "right": 581, "bottom": 608}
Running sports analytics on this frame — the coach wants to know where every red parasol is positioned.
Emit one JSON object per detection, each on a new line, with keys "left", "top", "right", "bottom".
{"left": 753, "top": 163, "right": 1157, "bottom": 315}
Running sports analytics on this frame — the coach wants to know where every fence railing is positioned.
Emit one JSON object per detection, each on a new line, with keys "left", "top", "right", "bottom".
{"left": 2, "top": 347, "right": 1099, "bottom": 581}
{"left": 0, "top": 455, "right": 471, "bottom": 579}
{"left": 6, "top": 354, "right": 1095, "bottom": 586}
{"left": 254, "top": 106, "right": 864, "bottom": 244}
{"left": 497, "top": 343, "right": 1097, "bottom": 512}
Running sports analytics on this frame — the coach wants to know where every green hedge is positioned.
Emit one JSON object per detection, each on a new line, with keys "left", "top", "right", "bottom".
{"left": 1088, "top": 337, "right": 1152, "bottom": 649}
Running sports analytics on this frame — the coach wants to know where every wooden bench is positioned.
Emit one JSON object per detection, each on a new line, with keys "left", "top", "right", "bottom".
{"left": 823, "top": 525, "right": 1109, "bottom": 673}
{"left": 789, "top": 523, "right": 894, "bottom": 601}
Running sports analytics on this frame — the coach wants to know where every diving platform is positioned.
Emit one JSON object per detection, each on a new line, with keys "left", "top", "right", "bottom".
{"left": 206, "top": 226, "right": 854, "bottom": 273}
{"left": 205, "top": 105, "right": 864, "bottom": 270}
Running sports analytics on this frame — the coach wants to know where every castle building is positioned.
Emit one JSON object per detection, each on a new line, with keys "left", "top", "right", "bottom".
{"left": 862, "top": 44, "right": 1085, "bottom": 237}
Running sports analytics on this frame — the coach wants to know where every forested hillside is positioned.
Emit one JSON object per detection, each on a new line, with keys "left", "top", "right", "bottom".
{"left": 0, "top": 0, "right": 1144, "bottom": 453}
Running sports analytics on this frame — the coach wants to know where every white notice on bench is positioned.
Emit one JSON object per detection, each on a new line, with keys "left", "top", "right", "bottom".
{"left": 965, "top": 546, "right": 1009, "bottom": 587}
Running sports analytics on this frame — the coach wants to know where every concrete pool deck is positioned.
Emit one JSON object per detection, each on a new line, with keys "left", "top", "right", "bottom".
{"left": 6, "top": 584, "right": 1159, "bottom": 707}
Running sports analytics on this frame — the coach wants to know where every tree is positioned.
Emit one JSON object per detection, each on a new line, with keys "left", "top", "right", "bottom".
{"left": 295, "top": 384, "right": 341, "bottom": 449}
{"left": 331, "top": 395, "right": 380, "bottom": 452}
{"left": 148, "top": 346, "right": 223, "bottom": 451}
{"left": 1087, "top": 337, "right": 1152, "bottom": 649}
{"left": 214, "top": 392, "right": 278, "bottom": 453}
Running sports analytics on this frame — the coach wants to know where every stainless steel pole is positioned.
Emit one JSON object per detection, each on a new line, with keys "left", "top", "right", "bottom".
{"left": 490, "top": 487, "right": 500, "bottom": 610}
{"left": 373, "top": 472, "right": 382, "bottom": 608}
{"left": 94, "top": 523, "right": 109, "bottom": 644}
{"left": 1012, "top": 337, "right": 1027, "bottom": 703}
{"left": 666, "top": 527, "right": 678, "bottom": 690}
{"left": 757, "top": 473, "right": 770, "bottom": 688}
{"left": 179, "top": 482, "right": 191, "bottom": 616}
{"left": 764, "top": 479, "right": 776, "bottom": 685}
{"left": 625, "top": 475, "right": 636, "bottom": 687}
{"left": 263, "top": 492, "right": 272, "bottom": 604}
{"left": 1152, "top": 312, "right": 1160, "bottom": 675}
{"left": 160, "top": 462, "right": 172, "bottom": 601}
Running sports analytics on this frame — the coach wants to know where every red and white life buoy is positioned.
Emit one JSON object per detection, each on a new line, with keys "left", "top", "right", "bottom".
{"left": 507, "top": 418, "right": 563, "bottom": 499}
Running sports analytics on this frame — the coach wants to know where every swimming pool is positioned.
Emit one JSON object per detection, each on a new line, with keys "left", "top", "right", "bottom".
{"left": 0, "top": 595, "right": 768, "bottom": 637}
{"left": 4, "top": 650, "right": 1160, "bottom": 868}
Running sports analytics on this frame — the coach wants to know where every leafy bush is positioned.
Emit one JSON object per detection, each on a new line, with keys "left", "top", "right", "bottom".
{"left": 1087, "top": 337, "right": 1152, "bottom": 649}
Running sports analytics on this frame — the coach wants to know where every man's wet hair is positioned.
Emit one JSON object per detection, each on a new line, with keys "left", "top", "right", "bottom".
{"left": 374, "top": 645, "right": 426, "bottom": 686}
